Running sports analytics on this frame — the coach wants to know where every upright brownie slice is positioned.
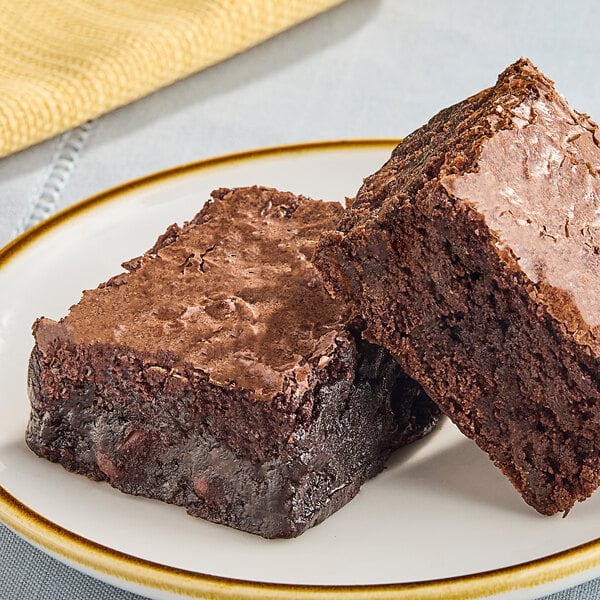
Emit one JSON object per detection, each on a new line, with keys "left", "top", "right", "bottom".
{"left": 315, "top": 59, "right": 600, "bottom": 515}
{"left": 27, "top": 186, "right": 439, "bottom": 538}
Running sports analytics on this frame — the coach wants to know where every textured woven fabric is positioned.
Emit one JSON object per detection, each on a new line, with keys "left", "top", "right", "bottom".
{"left": 0, "top": 523, "right": 145, "bottom": 600}
{"left": 0, "top": 0, "right": 343, "bottom": 158}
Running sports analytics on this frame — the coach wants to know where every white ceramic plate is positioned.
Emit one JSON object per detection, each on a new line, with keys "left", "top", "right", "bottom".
{"left": 1, "top": 141, "right": 600, "bottom": 600}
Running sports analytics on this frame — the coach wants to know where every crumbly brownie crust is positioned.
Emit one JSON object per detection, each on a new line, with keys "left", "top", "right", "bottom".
{"left": 26, "top": 186, "right": 439, "bottom": 538}
{"left": 315, "top": 59, "right": 600, "bottom": 515}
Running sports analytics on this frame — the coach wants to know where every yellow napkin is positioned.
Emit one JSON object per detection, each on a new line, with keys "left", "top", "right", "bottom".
{"left": 0, "top": 0, "right": 344, "bottom": 158}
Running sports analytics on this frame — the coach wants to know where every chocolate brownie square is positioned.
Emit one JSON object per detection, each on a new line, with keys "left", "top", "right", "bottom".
{"left": 26, "top": 186, "right": 439, "bottom": 538}
{"left": 315, "top": 59, "right": 600, "bottom": 515}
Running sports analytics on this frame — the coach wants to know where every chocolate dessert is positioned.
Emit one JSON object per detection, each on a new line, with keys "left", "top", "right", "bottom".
{"left": 26, "top": 186, "right": 439, "bottom": 538}
{"left": 315, "top": 59, "right": 600, "bottom": 515}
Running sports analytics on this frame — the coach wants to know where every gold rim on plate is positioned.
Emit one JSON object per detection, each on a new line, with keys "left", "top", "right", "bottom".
{"left": 1, "top": 139, "right": 600, "bottom": 599}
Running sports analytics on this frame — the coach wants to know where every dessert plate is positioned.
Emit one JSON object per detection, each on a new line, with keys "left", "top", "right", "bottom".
{"left": 1, "top": 140, "right": 600, "bottom": 600}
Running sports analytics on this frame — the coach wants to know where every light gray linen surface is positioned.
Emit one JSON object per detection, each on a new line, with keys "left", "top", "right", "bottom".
{"left": 1, "top": 0, "right": 599, "bottom": 598}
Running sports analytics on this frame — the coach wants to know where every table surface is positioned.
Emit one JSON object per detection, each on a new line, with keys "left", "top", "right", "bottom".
{"left": 2, "top": 1, "right": 600, "bottom": 598}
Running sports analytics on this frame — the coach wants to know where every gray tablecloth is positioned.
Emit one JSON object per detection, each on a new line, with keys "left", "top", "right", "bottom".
{"left": 1, "top": 0, "right": 599, "bottom": 598}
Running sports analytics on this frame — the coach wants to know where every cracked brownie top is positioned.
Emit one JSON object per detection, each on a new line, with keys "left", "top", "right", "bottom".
{"left": 34, "top": 186, "right": 350, "bottom": 400}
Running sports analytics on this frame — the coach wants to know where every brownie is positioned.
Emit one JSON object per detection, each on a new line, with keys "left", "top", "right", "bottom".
{"left": 315, "top": 58, "right": 600, "bottom": 516}
{"left": 26, "top": 186, "right": 439, "bottom": 538}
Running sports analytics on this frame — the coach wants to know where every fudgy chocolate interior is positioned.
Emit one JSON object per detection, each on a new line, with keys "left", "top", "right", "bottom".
{"left": 316, "top": 59, "right": 600, "bottom": 515}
